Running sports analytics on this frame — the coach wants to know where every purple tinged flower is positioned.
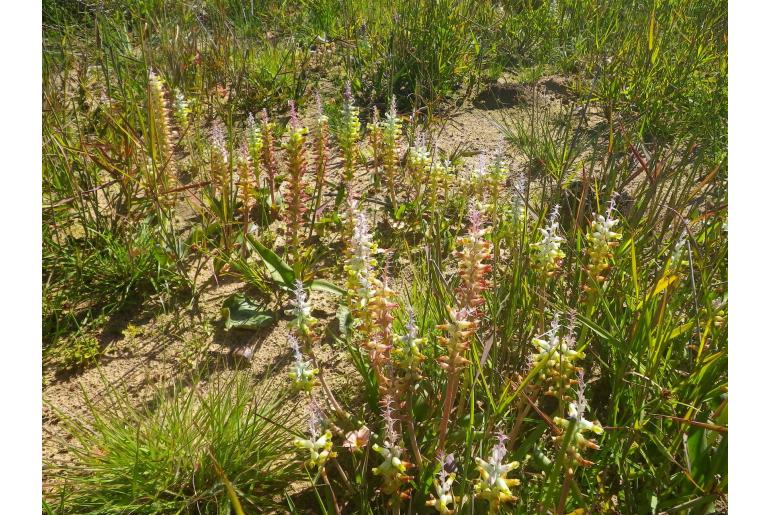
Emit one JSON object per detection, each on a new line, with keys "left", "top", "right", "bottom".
{"left": 288, "top": 99, "right": 298, "bottom": 129}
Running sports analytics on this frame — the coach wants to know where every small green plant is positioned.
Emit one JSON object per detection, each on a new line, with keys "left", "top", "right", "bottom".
{"left": 48, "top": 333, "right": 101, "bottom": 370}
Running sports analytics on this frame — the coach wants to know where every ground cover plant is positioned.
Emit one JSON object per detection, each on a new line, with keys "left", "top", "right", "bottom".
{"left": 43, "top": 0, "right": 727, "bottom": 513}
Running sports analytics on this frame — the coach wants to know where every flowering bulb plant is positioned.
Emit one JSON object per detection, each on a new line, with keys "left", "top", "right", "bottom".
{"left": 426, "top": 453, "right": 458, "bottom": 514}
{"left": 339, "top": 82, "right": 361, "bottom": 189}
{"left": 474, "top": 434, "right": 521, "bottom": 513}
{"left": 585, "top": 196, "right": 622, "bottom": 285}
{"left": 552, "top": 373, "right": 604, "bottom": 468}
{"left": 391, "top": 309, "right": 427, "bottom": 378}
{"left": 454, "top": 207, "right": 493, "bottom": 311}
{"left": 173, "top": 88, "right": 190, "bottom": 130}
{"left": 531, "top": 315, "right": 585, "bottom": 397}
{"left": 531, "top": 205, "right": 566, "bottom": 277}
{"left": 283, "top": 101, "right": 310, "bottom": 262}
{"left": 287, "top": 280, "right": 317, "bottom": 346}
{"left": 246, "top": 112, "right": 263, "bottom": 190}
{"left": 259, "top": 109, "right": 278, "bottom": 206}
{"left": 148, "top": 71, "right": 177, "bottom": 198}
{"left": 294, "top": 400, "right": 336, "bottom": 470}
{"left": 288, "top": 334, "right": 318, "bottom": 392}
{"left": 371, "top": 398, "right": 412, "bottom": 506}
{"left": 406, "top": 132, "right": 430, "bottom": 197}
{"left": 380, "top": 96, "right": 402, "bottom": 204}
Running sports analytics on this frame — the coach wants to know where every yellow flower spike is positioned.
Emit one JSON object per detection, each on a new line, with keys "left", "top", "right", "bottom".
{"left": 294, "top": 429, "right": 336, "bottom": 470}
{"left": 340, "top": 82, "right": 361, "bottom": 187}
{"left": 426, "top": 473, "right": 457, "bottom": 515}
{"left": 530, "top": 315, "right": 584, "bottom": 398}
{"left": 372, "top": 442, "right": 412, "bottom": 496}
{"left": 531, "top": 205, "right": 566, "bottom": 277}
{"left": 554, "top": 397, "right": 604, "bottom": 467}
{"left": 372, "top": 400, "right": 413, "bottom": 504}
{"left": 287, "top": 333, "right": 319, "bottom": 391}
{"left": 287, "top": 281, "right": 317, "bottom": 347}
{"left": 393, "top": 309, "right": 427, "bottom": 377}
{"left": 380, "top": 96, "right": 402, "bottom": 203}
{"left": 148, "top": 71, "right": 178, "bottom": 196}
{"left": 585, "top": 198, "right": 622, "bottom": 284}
{"left": 473, "top": 435, "right": 521, "bottom": 513}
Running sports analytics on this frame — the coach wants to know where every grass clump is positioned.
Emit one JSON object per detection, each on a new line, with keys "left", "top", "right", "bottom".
{"left": 47, "top": 375, "right": 301, "bottom": 514}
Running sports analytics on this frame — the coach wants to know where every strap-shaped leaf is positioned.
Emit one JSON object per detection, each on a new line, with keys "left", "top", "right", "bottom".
{"left": 307, "top": 279, "right": 345, "bottom": 296}
{"left": 247, "top": 235, "right": 296, "bottom": 288}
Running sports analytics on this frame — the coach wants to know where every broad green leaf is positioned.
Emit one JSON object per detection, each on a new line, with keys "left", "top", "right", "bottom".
{"left": 336, "top": 304, "right": 351, "bottom": 337}
{"left": 685, "top": 428, "right": 709, "bottom": 485}
{"left": 221, "top": 294, "right": 274, "bottom": 330}
{"left": 247, "top": 235, "right": 296, "bottom": 288}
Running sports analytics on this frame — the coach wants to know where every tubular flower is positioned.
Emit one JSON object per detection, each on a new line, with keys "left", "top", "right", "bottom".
{"left": 530, "top": 205, "right": 566, "bottom": 277}
{"left": 294, "top": 400, "right": 336, "bottom": 470}
{"left": 312, "top": 94, "right": 329, "bottom": 211}
{"left": 148, "top": 71, "right": 177, "bottom": 195}
{"left": 372, "top": 442, "right": 412, "bottom": 501}
{"left": 406, "top": 132, "right": 430, "bottom": 197}
{"left": 531, "top": 315, "right": 585, "bottom": 397}
{"left": 209, "top": 122, "right": 230, "bottom": 198}
{"left": 474, "top": 435, "right": 520, "bottom": 513}
{"left": 259, "top": 109, "right": 278, "bottom": 206}
{"left": 426, "top": 454, "right": 458, "bottom": 514}
{"left": 484, "top": 152, "right": 508, "bottom": 217}
{"left": 173, "top": 88, "right": 190, "bottom": 130}
{"left": 552, "top": 387, "right": 604, "bottom": 467}
{"left": 246, "top": 113, "right": 263, "bottom": 190}
{"left": 392, "top": 308, "right": 427, "bottom": 378}
{"left": 340, "top": 82, "right": 361, "bottom": 187}
{"left": 381, "top": 96, "right": 402, "bottom": 202}
{"left": 287, "top": 334, "right": 318, "bottom": 392}
{"left": 287, "top": 280, "right": 317, "bottom": 347}
{"left": 294, "top": 430, "right": 335, "bottom": 470}
{"left": 372, "top": 399, "right": 412, "bottom": 504}
{"left": 585, "top": 197, "right": 622, "bottom": 284}
{"left": 283, "top": 101, "right": 310, "bottom": 260}
{"left": 454, "top": 208, "right": 493, "bottom": 312}
{"left": 436, "top": 308, "right": 476, "bottom": 372}
{"left": 345, "top": 206, "right": 380, "bottom": 338}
